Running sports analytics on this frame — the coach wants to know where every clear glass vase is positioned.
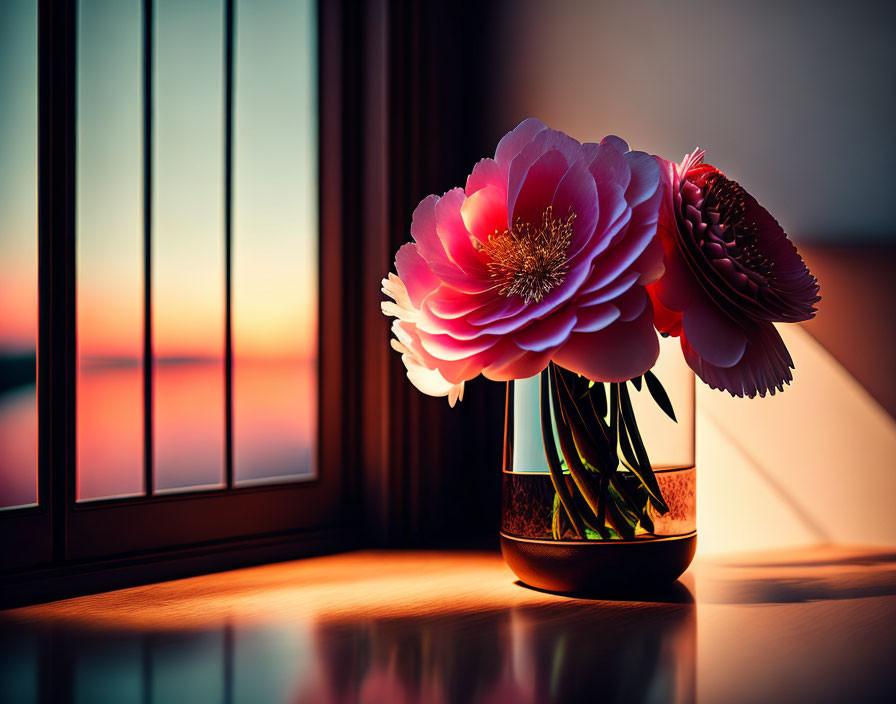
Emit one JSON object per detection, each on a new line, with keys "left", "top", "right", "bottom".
{"left": 500, "top": 335, "right": 696, "bottom": 594}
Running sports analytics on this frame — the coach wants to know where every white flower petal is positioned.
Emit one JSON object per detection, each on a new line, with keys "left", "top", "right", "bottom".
{"left": 383, "top": 271, "right": 465, "bottom": 406}
{"left": 381, "top": 273, "right": 413, "bottom": 312}
{"left": 381, "top": 301, "right": 404, "bottom": 318}
{"left": 390, "top": 338, "right": 410, "bottom": 355}
{"left": 391, "top": 321, "right": 419, "bottom": 353}
{"left": 401, "top": 353, "right": 465, "bottom": 405}
{"left": 448, "top": 385, "right": 461, "bottom": 407}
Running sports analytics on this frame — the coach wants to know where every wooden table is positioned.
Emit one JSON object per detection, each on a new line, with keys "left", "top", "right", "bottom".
{"left": 1, "top": 546, "right": 895, "bottom": 703}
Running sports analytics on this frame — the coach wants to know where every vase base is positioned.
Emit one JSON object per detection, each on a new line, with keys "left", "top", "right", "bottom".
{"left": 500, "top": 531, "right": 696, "bottom": 597}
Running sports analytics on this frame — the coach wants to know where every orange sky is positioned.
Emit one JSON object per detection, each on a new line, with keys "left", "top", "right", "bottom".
{"left": 71, "top": 0, "right": 318, "bottom": 363}
{"left": 2, "top": 0, "right": 318, "bottom": 362}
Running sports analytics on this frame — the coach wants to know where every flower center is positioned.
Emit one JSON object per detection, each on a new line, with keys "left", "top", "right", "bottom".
{"left": 481, "top": 205, "right": 576, "bottom": 303}
{"left": 700, "top": 173, "right": 775, "bottom": 281}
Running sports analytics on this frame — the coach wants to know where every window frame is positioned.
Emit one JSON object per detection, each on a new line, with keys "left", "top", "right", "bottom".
{"left": 0, "top": 0, "right": 356, "bottom": 605}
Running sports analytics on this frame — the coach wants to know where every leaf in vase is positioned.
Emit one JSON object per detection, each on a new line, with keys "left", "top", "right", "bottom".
{"left": 551, "top": 369, "right": 610, "bottom": 539}
{"left": 605, "top": 489, "right": 636, "bottom": 539}
{"left": 617, "top": 417, "right": 639, "bottom": 471}
{"left": 591, "top": 380, "right": 607, "bottom": 419}
{"left": 630, "top": 375, "right": 642, "bottom": 391}
{"left": 618, "top": 383, "right": 670, "bottom": 514}
{"left": 552, "top": 491, "right": 562, "bottom": 540}
{"left": 555, "top": 367, "right": 603, "bottom": 452}
{"left": 610, "top": 459, "right": 654, "bottom": 532}
{"left": 644, "top": 370, "right": 677, "bottom": 422}
{"left": 541, "top": 369, "right": 586, "bottom": 538}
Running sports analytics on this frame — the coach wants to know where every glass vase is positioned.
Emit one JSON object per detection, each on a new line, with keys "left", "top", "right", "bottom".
{"left": 500, "top": 334, "right": 696, "bottom": 594}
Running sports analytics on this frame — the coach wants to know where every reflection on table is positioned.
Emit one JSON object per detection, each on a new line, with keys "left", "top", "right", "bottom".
{"left": 1, "top": 547, "right": 894, "bottom": 703}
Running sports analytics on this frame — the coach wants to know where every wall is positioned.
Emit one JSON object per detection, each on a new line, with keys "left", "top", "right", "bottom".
{"left": 489, "top": 0, "right": 896, "bottom": 243}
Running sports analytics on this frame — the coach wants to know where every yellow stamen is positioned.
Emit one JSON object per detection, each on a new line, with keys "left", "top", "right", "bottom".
{"left": 481, "top": 206, "right": 577, "bottom": 303}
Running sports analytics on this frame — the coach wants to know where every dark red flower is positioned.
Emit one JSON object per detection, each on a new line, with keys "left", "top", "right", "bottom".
{"left": 650, "top": 151, "right": 820, "bottom": 397}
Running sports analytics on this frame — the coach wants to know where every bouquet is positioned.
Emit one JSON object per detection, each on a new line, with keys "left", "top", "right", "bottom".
{"left": 382, "top": 118, "right": 819, "bottom": 540}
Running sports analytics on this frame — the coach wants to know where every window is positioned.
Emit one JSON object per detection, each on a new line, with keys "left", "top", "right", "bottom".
{"left": 2, "top": 0, "right": 500, "bottom": 605}
{"left": 1, "top": 0, "right": 349, "bottom": 596}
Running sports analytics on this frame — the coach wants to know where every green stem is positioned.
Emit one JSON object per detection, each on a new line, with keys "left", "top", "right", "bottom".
{"left": 618, "top": 382, "right": 669, "bottom": 513}
{"left": 549, "top": 364, "right": 610, "bottom": 539}
{"left": 539, "top": 368, "right": 586, "bottom": 538}
{"left": 538, "top": 364, "right": 674, "bottom": 540}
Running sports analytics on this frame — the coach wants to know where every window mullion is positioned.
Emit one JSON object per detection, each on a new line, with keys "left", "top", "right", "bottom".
{"left": 224, "top": 0, "right": 234, "bottom": 491}
{"left": 142, "top": 0, "right": 154, "bottom": 498}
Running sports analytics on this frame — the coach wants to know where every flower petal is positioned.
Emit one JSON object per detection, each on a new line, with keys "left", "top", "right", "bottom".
{"left": 529, "top": 127, "right": 582, "bottom": 167}
{"left": 409, "top": 199, "right": 491, "bottom": 294}
{"left": 600, "top": 135, "right": 630, "bottom": 153}
{"left": 587, "top": 141, "right": 631, "bottom": 195}
{"left": 616, "top": 286, "right": 648, "bottom": 322}
{"left": 482, "top": 344, "right": 552, "bottom": 382}
{"left": 494, "top": 118, "right": 547, "bottom": 169}
{"left": 512, "top": 306, "right": 577, "bottom": 352}
{"left": 410, "top": 194, "right": 452, "bottom": 272}
{"left": 623, "top": 150, "right": 661, "bottom": 208}
{"left": 423, "top": 285, "right": 492, "bottom": 320}
{"left": 436, "top": 188, "right": 488, "bottom": 275}
{"left": 682, "top": 320, "right": 793, "bottom": 398}
{"left": 681, "top": 293, "right": 748, "bottom": 368}
{"left": 402, "top": 353, "right": 465, "bottom": 403}
{"left": 647, "top": 285, "right": 683, "bottom": 337}
{"left": 578, "top": 270, "right": 640, "bottom": 306}
{"left": 553, "top": 302, "right": 659, "bottom": 382}
{"left": 464, "top": 295, "right": 528, "bottom": 326}
{"left": 395, "top": 244, "right": 439, "bottom": 309}
{"left": 572, "top": 302, "right": 620, "bottom": 333}
{"left": 573, "top": 185, "right": 628, "bottom": 264}
{"left": 465, "top": 157, "right": 503, "bottom": 196}
{"left": 551, "top": 156, "right": 599, "bottom": 257}
{"left": 475, "top": 255, "right": 592, "bottom": 335}
{"left": 416, "top": 328, "right": 499, "bottom": 361}
{"left": 630, "top": 237, "right": 665, "bottom": 284}
{"left": 381, "top": 272, "right": 412, "bottom": 312}
{"left": 579, "top": 270, "right": 640, "bottom": 304}
{"left": 653, "top": 236, "right": 694, "bottom": 312}
{"left": 510, "top": 148, "right": 568, "bottom": 228}
{"left": 395, "top": 320, "right": 483, "bottom": 385}
{"left": 460, "top": 185, "right": 507, "bottom": 242}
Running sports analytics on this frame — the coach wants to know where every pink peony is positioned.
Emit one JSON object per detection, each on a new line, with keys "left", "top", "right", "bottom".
{"left": 382, "top": 118, "right": 666, "bottom": 403}
{"left": 649, "top": 150, "right": 820, "bottom": 397}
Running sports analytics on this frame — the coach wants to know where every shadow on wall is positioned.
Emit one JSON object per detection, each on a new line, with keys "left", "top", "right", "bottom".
{"left": 696, "top": 324, "right": 896, "bottom": 555}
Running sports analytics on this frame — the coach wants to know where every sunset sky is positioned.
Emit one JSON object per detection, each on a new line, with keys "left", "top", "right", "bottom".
{"left": 2, "top": 0, "right": 318, "bottom": 504}
{"left": 0, "top": 0, "right": 37, "bottom": 355}
{"left": 75, "top": 0, "right": 318, "bottom": 363}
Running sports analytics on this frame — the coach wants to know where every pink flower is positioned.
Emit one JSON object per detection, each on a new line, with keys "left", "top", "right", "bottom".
{"left": 382, "top": 118, "right": 666, "bottom": 401}
{"left": 649, "top": 150, "right": 820, "bottom": 397}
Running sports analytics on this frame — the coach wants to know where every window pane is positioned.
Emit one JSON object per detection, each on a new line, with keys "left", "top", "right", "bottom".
{"left": 76, "top": 0, "right": 144, "bottom": 501}
{"left": 0, "top": 0, "right": 37, "bottom": 510}
{"left": 153, "top": 0, "right": 226, "bottom": 493}
{"left": 233, "top": 0, "right": 318, "bottom": 485}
